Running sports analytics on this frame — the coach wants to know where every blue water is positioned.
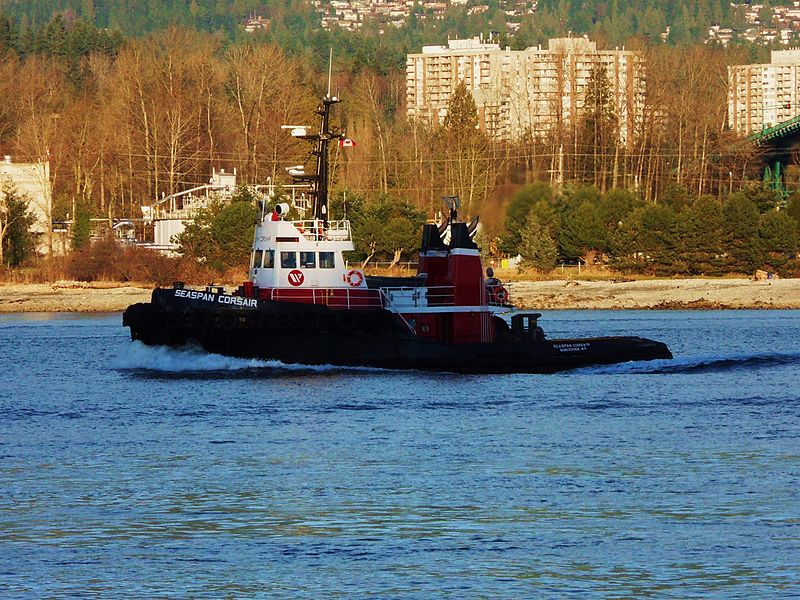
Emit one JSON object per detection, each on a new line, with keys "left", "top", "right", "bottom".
{"left": 1, "top": 310, "right": 799, "bottom": 598}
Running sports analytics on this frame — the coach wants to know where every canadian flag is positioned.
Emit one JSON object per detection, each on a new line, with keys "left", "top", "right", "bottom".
{"left": 338, "top": 138, "right": 356, "bottom": 148}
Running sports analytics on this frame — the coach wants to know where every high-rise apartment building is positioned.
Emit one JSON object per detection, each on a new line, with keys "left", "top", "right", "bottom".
{"left": 406, "top": 37, "right": 644, "bottom": 144}
{"left": 728, "top": 49, "right": 800, "bottom": 136}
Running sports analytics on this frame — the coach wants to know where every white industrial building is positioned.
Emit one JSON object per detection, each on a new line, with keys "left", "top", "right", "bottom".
{"left": 0, "top": 156, "right": 59, "bottom": 256}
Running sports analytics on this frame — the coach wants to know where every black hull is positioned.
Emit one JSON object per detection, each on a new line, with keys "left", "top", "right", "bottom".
{"left": 122, "top": 289, "right": 672, "bottom": 374}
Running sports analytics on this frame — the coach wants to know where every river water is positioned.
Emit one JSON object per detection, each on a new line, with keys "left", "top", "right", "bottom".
{"left": 1, "top": 310, "right": 799, "bottom": 597}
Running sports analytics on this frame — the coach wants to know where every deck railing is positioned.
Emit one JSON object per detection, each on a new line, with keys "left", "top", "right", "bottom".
{"left": 259, "top": 282, "right": 511, "bottom": 311}
{"left": 289, "top": 219, "right": 351, "bottom": 242}
{"left": 266, "top": 287, "right": 381, "bottom": 309}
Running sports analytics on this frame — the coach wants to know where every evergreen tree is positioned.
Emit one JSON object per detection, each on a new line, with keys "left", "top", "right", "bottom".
{"left": 678, "top": 195, "right": 724, "bottom": 275}
{"left": 499, "top": 182, "right": 553, "bottom": 254}
{"left": 0, "top": 13, "right": 18, "bottom": 52}
{"left": 1, "top": 186, "right": 35, "bottom": 267}
{"left": 71, "top": 202, "right": 92, "bottom": 251}
{"left": 558, "top": 201, "right": 605, "bottom": 262}
{"left": 349, "top": 194, "right": 426, "bottom": 268}
{"left": 175, "top": 186, "right": 261, "bottom": 272}
{"left": 440, "top": 80, "right": 489, "bottom": 215}
{"left": 785, "top": 192, "right": 800, "bottom": 236}
{"left": 579, "top": 63, "right": 618, "bottom": 191}
{"left": 722, "top": 192, "right": 761, "bottom": 273}
{"left": 519, "top": 215, "right": 559, "bottom": 272}
{"left": 758, "top": 210, "right": 798, "bottom": 273}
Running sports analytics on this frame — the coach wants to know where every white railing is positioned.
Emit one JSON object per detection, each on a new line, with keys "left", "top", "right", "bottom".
{"left": 378, "top": 284, "right": 512, "bottom": 309}
{"left": 290, "top": 219, "right": 351, "bottom": 242}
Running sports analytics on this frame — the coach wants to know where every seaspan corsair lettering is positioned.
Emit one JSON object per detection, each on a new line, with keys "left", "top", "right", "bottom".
{"left": 173, "top": 288, "right": 257, "bottom": 308}
{"left": 218, "top": 295, "right": 258, "bottom": 308}
{"left": 175, "top": 289, "right": 217, "bottom": 302}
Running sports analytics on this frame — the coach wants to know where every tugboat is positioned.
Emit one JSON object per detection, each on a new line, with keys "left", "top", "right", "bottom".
{"left": 123, "top": 93, "right": 672, "bottom": 373}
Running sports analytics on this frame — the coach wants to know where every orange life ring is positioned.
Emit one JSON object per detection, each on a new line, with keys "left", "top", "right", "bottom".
{"left": 344, "top": 269, "right": 363, "bottom": 287}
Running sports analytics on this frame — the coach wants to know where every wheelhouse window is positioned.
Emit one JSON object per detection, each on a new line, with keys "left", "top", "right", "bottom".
{"left": 263, "top": 250, "right": 274, "bottom": 268}
{"left": 319, "top": 252, "right": 335, "bottom": 269}
{"left": 280, "top": 251, "right": 297, "bottom": 269}
{"left": 252, "top": 249, "right": 263, "bottom": 269}
{"left": 300, "top": 251, "right": 316, "bottom": 269}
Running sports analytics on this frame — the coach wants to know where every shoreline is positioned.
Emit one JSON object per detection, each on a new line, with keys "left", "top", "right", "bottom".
{"left": 1, "top": 278, "right": 799, "bottom": 313}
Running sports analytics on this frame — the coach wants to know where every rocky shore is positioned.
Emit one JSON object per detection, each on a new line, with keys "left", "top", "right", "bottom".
{"left": 1, "top": 278, "right": 799, "bottom": 313}
{"left": 509, "top": 278, "right": 800, "bottom": 310}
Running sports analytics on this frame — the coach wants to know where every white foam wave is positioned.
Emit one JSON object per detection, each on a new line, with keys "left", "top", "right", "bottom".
{"left": 113, "top": 341, "right": 288, "bottom": 372}
{"left": 112, "top": 341, "right": 384, "bottom": 374}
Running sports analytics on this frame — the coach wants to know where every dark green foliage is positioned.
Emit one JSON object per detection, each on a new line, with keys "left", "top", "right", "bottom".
{"left": 344, "top": 193, "right": 425, "bottom": 262}
{"left": 0, "top": 0, "right": 742, "bottom": 72}
{"left": 624, "top": 204, "right": 680, "bottom": 275}
{"left": 676, "top": 196, "right": 724, "bottom": 274}
{"left": 1, "top": 187, "right": 35, "bottom": 267}
{"left": 758, "top": 210, "right": 798, "bottom": 274}
{"left": 442, "top": 80, "right": 478, "bottom": 135}
{"left": 599, "top": 189, "right": 640, "bottom": 229}
{"left": 175, "top": 187, "right": 260, "bottom": 272}
{"left": 519, "top": 216, "right": 558, "bottom": 272}
{"left": 722, "top": 191, "right": 761, "bottom": 272}
{"left": 786, "top": 192, "right": 800, "bottom": 233}
{"left": 0, "top": 13, "right": 18, "bottom": 52}
{"left": 741, "top": 183, "right": 782, "bottom": 214}
{"left": 496, "top": 179, "right": 800, "bottom": 275}
{"left": 558, "top": 201, "right": 605, "bottom": 261}
{"left": 8, "top": 14, "right": 123, "bottom": 60}
{"left": 660, "top": 183, "right": 692, "bottom": 212}
{"left": 71, "top": 202, "right": 92, "bottom": 251}
{"left": 499, "top": 183, "right": 553, "bottom": 254}
{"left": 559, "top": 184, "right": 601, "bottom": 213}
{"left": 348, "top": 193, "right": 426, "bottom": 265}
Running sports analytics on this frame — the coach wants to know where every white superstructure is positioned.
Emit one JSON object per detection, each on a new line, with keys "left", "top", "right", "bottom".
{"left": 250, "top": 208, "right": 366, "bottom": 291}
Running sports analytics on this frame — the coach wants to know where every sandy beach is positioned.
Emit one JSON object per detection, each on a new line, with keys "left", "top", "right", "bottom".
{"left": 0, "top": 282, "right": 153, "bottom": 313}
{"left": 1, "top": 277, "right": 799, "bottom": 312}
{"left": 509, "top": 278, "right": 800, "bottom": 310}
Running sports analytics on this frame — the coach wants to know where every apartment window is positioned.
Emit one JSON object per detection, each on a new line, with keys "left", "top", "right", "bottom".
{"left": 281, "top": 252, "right": 297, "bottom": 269}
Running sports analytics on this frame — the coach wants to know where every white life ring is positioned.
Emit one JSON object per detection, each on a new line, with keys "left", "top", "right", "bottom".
{"left": 344, "top": 269, "right": 363, "bottom": 287}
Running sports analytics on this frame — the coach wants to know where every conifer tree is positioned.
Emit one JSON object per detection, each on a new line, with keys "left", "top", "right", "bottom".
{"left": 0, "top": 185, "right": 35, "bottom": 266}
{"left": 440, "top": 80, "right": 490, "bottom": 216}
{"left": 519, "top": 215, "right": 559, "bottom": 272}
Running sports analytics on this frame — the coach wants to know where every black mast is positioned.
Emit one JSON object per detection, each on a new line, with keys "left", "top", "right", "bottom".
{"left": 288, "top": 94, "right": 341, "bottom": 226}
{"left": 313, "top": 96, "right": 340, "bottom": 224}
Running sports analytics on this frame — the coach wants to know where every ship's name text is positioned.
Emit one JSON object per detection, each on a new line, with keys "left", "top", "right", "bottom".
{"left": 174, "top": 289, "right": 258, "bottom": 308}
{"left": 553, "top": 342, "right": 590, "bottom": 352}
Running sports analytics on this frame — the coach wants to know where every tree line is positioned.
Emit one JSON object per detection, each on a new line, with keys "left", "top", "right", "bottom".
{"left": 0, "top": 15, "right": 797, "bottom": 278}
{"left": 504, "top": 181, "right": 800, "bottom": 276}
